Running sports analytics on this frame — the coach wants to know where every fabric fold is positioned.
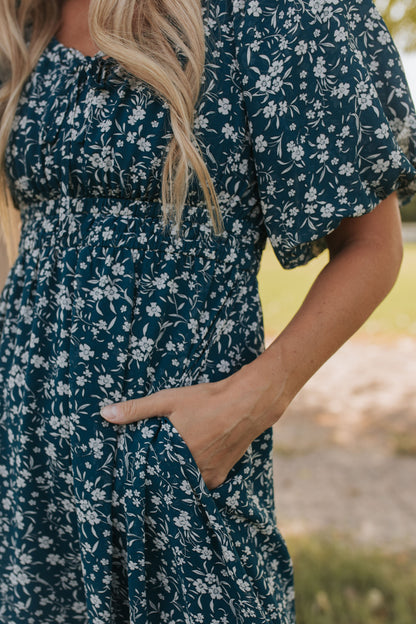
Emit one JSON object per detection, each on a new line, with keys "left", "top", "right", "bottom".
{"left": 232, "top": 0, "right": 416, "bottom": 268}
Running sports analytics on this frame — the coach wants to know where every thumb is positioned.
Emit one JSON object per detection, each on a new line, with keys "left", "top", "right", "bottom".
{"left": 100, "top": 389, "right": 173, "bottom": 424}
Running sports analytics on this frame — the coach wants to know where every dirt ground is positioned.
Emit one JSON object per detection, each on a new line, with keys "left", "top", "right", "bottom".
{"left": 270, "top": 335, "right": 416, "bottom": 552}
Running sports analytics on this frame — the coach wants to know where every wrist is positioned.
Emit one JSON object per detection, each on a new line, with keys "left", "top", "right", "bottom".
{"left": 224, "top": 354, "right": 291, "bottom": 432}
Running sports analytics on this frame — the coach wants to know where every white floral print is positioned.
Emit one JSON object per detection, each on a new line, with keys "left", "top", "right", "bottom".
{"left": 0, "top": 1, "right": 416, "bottom": 622}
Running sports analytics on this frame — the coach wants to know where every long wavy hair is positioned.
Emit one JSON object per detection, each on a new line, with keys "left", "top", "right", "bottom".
{"left": 0, "top": 0, "right": 223, "bottom": 267}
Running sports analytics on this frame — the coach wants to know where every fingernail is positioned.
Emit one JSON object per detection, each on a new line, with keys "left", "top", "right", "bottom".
{"left": 100, "top": 404, "right": 120, "bottom": 420}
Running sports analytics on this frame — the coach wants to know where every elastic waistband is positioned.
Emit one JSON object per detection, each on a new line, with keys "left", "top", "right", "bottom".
{"left": 18, "top": 196, "right": 262, "bottom": 270}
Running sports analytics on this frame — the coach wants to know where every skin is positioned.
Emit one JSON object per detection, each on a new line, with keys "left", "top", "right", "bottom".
{"left": 101, "top": 192, "right": 403, "bottom": 489}
{"left": 59, "top": 1, "right": 404, "bottom": 490}
{"left": 54, "top": 0, "right": 101, "bottom": 56}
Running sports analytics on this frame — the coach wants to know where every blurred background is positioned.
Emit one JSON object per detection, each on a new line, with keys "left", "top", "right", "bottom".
{"left": 0, "top": 1, "right": 415, "bottom": 622}
{"left": 263, "top": 2, "right": 416, "bottom": 622}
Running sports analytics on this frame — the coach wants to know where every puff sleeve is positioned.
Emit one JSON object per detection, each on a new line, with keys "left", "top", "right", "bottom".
{"left": 232, "top": 0, "right": 416, "bottom": 268}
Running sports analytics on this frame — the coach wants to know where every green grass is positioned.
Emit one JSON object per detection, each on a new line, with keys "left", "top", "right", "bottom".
{"left": 393, "top": 432, "right": 416, "bottom": 457}
{"left": 258, "top": 242, "right": 416, "bottom": 339}
{"left": 287, "top": 534, "right": 416, "bottom": 624}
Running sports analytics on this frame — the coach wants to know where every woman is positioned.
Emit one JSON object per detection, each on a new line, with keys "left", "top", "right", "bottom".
{"left": 0, "top": 0, "right": 415, "bottom": 622}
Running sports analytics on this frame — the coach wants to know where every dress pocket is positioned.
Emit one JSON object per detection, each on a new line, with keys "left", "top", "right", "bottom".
{"left": 163, "top": 416, "right": 251, "bottom": 501}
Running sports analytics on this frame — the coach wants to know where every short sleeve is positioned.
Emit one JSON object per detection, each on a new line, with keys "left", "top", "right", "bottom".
{"left": 232, "top": 0, "right": 416, "bottom": 268}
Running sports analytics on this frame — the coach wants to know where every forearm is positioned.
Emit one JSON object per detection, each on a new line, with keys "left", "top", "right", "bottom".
{"left": 104, "top": 194, "right": 403, "bottom": 490}
{"left": 235, "top": 193, "right": 403, "bottom": 433}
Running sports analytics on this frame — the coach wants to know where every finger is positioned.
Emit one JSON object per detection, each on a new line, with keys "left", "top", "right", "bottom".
{"left": 100, "top": 389, "right": 173, "bottom": 424}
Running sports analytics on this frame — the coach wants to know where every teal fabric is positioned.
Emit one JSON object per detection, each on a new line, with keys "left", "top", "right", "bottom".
{"left": 1, "top": 1, "right": 415, "bottom": 622}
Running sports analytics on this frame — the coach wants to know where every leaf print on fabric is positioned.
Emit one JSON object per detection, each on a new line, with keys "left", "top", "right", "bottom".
{"left": 232, "top": 0, "right": 416, "bottom": 268}
{"left": 0, "top": 0, "right": 416, "bottom": 622}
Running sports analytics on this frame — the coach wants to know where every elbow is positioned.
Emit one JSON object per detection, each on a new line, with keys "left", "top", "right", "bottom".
{"left": 362, "top": 225, "right": 403, "bottom": 300}
{"left": 326, "top": 222, "right": 404, "bottom": 307}
{"left": 392, "top": 233, "right": 404, "bottom": 276}
{"left": 363, "top": 227, "right": 403, "bottom": 302}
{"left": 384, "top": 231, "right": 403, "bottom": 293}
{"left": 327, "top": 192, "right": 404, "bottom": 299}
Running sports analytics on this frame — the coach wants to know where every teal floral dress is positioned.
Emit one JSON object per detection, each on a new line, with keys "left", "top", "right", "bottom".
{"left": 1, "top": 1, "right": 416, "bottom": 622}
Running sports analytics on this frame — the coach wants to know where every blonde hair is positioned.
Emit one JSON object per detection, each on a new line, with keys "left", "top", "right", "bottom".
{"left": 0, "top": 0, "right": 223, "bottom": 268}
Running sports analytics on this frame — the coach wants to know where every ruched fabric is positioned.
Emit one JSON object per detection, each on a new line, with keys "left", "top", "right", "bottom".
{"left": 232, "top": 0, "right": 416, "bottom": 267}
{"left": 1, "top": 1, "right": 416, "bottom": 622}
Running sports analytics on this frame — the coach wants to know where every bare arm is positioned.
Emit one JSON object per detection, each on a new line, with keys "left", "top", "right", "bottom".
{"left": 101, "top": 191, "right": 404, "bottom": 489}
{"left": 236, "top": 190, "right": 403, "bottom": 432}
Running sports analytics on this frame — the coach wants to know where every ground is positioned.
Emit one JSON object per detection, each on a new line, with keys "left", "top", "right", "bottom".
{"left": 271, "top": 335, "right": 416, "bottom": 552}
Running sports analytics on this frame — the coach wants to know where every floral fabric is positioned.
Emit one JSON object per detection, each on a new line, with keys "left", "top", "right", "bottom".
{"left": 233, "top": 0, "right": 416, "bottom": 266}
{"left": 0, "top": 1, "right": 415, "bottom": 622}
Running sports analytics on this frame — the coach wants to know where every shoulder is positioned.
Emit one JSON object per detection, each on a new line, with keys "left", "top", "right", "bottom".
{"left": 231, "top": 0, "right": 381, "bottom": 37}
{"left": 231, "top": 0, "right": 416, "bottom": 269}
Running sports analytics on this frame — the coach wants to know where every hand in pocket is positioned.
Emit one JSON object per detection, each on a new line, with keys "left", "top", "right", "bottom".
{"left": 100, "top": 365, "right": 273, "bottom": 491}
